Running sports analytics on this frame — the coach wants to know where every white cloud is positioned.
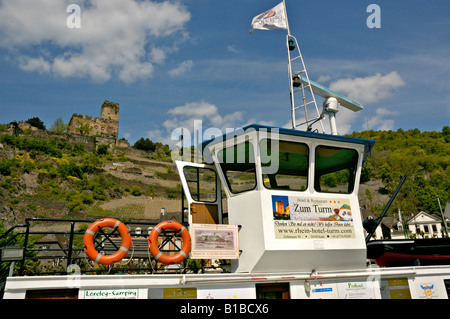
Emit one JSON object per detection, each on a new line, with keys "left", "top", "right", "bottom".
{"left": 315, "top": 75, "right": 332, "bottom": 83}
{"left": 146, "top": 100, "right": 246, "bottom": 147}
{"left": 168, "top": 60, "right": 193, "bottom": 77}
{"left": 311, "top": 106, "right": 397, "bottom": 135}
{"left": 329, "top": 71, "right": 405, "bottom": 105}
{"left": 0, "top": 0, "right": 190, "bottom": 83}
{"left": 149, "top": 47, "right": 167, "bottom": 64}
{"left": 227, "top": 45, "right": 238, "bottom": 53}
{"left": 165, "top": 101, "right": 243, "bottom": 132}
{"left": 18, "top": 56, "right": 51, "bottom": 74}
{"left": 364, "top": 107, "right": 398, "bottom": 131}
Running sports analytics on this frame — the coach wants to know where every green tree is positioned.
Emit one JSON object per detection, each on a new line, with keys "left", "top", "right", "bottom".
{"left": 133, "top": 137, "right": 156, "bottom": 151}
{"left": 26, "top": 117, "right": 46, "bottom": 130}
{"left": 443, "top": 126, "right": 450, "bottom": 143}
{"left": 49, "top": 117, "right": 68, "bottom": 134}
{"left": 75, "top": 120, "right": 92, "bottom": 136}
{"left": 96, "top": 144, "right": 109, "bottom": 155}
{"left": 360, "top": 158, "right": 372, "bottom": 183}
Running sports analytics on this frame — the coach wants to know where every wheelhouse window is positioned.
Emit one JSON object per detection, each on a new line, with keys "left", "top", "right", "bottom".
{"left": 260, "top": 139, "right": 309, "bottom": 191}
{"left": 217, "top": 141, "right": 256, "bottom": 194}
{"left": 183, "top": 166, "right": 217, "bottom": 202}
{"left": 314, "top": 145, "right": 358, "bottom": 194}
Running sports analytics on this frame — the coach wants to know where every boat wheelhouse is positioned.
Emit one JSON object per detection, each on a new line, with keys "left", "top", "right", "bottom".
{"left": 176, "top": 124, "right": 375, "bottom": 273}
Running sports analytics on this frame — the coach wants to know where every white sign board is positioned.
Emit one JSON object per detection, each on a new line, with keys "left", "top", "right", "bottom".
{"left": 82, "top": 289, "right": 139, "bottom": 299}
{"left": 190, "top": 224, "right": 239, "bottom": 259}
{"left": 337, "top": 281, "right": 376, "bottom": 299}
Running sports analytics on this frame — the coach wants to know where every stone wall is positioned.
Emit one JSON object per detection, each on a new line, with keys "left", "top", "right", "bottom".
{"left": 0, "top": 130, "right": 117, "bottom": 153}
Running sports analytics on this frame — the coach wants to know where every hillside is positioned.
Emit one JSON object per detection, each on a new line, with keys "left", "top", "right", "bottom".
{"left": 0, "top": 134, "right": 183, "bottom": 227}
{"left": 0, "top": 126, "right": 449, "bottom": 228}
{"left": 351, "top": 127, "right": 449, "bottom": 218}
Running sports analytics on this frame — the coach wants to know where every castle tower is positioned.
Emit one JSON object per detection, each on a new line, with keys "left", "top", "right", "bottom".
{"left": 100, "top": 100, "right": 119, "bottom": 123}
{"left": 99, "top": 100, "right": 119, "bottom": 140}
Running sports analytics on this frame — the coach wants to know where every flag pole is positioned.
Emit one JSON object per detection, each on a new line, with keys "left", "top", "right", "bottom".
{"left": 283, "top": 0, "right": 296, "bottom": 128}
{"left": 282, "top": 0, "right": 291, "bottom": 36}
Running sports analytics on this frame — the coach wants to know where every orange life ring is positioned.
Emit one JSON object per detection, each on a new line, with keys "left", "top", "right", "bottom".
{"left": 148, "top": 220, "right": 191, "bottom": 265}
{"left": 83, "top": 218, "right": 131, "bottom": 265}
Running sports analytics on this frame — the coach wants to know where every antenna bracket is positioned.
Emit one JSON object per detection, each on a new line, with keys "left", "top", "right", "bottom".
{"left": 322, "top": 97, "right": 339, "bottom": 135}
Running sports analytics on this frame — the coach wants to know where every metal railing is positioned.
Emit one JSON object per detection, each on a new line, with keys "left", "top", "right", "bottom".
{"left": 1, "top": 217, "right": 220, "bottom": 280}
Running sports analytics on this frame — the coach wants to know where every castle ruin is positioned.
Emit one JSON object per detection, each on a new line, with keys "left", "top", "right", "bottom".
{"left": 67, "top": 100, "right": 120, "bottom": 141}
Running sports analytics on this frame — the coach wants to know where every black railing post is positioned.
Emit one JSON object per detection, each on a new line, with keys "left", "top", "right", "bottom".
{"left": 18, "top": 220, "right": 31, "bottom": 276}
{"left": 67, "top": 221, "right": 75, "bottom": 267}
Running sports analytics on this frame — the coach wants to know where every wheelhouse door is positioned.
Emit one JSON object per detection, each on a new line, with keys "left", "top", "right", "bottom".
{"left": 175, "top": 161, "right": 222, "bottom": 225}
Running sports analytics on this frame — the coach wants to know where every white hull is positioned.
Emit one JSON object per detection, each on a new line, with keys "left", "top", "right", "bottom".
{"left": 4, "top": 265, "right": 450, "bottom": 299}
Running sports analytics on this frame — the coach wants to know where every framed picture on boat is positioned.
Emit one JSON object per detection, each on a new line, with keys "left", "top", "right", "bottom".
{"left": 189, "top": 223, "right": 239, "bottom": 259}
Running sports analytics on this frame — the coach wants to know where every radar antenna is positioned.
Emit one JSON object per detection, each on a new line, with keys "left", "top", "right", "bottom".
{"left": 296, "top": 75, "right": 364, "bottom": 135}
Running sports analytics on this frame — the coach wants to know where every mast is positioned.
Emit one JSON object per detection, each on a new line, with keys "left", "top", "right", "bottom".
{"left": 283, "top": 1, "right": 324, "bottom": 132}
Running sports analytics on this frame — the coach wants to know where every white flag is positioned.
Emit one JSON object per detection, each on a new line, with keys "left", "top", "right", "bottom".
{"left": 249, "top": 2, "right": 287, "bottom": 34}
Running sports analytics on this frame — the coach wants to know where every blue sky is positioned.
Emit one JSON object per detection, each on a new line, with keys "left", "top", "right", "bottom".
{"left": 0, "top": 0, "right": 449, "bottom": 146}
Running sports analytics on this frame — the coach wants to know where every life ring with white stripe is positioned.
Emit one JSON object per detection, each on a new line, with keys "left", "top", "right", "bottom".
{"left": 148, "top": 220, "right": 191, "bottom": 265}
{"left": 83, "top": 218, "right": 131, "bottom": 265}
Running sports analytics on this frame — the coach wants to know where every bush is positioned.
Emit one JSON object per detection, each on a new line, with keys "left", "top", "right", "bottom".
{"left": 80, "top": 155, "right": 102, "bottom": 174}
{"left": 0, "top": 160, "right": 12, "bottom": 176}
{"left": 131, "top": 185, "right": 142, "bottom": 196}
{"left": 59, "top": 161, "right": 83, "bottom": 179}
{"left": 96, "top": 144, "right": 109, "bottom": 155}
{"left": 66, "top": 191, "right": 93, "bottom": 211}
{"left": 0, "top": 134, "right": 14, "bottom": 145}
{"left": 1, "top": 135, "right": 62, "bottom": 158}
{"left": 71, "top": 144, "right": 85, "bottom": 156}
{"left": 22, "top": 160, "right": 35, "bottom": 173}
{"left": 0, "top": 178, "right": 13, "bottom": 189}
{"left": 67, "top": 199, "right": 85, "bottom": 212}
{"left": 93, "top": 187, "right": 106, "bottom": 200}
{"left": 133, "top": 137, "right": 156, "bottom": 152}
